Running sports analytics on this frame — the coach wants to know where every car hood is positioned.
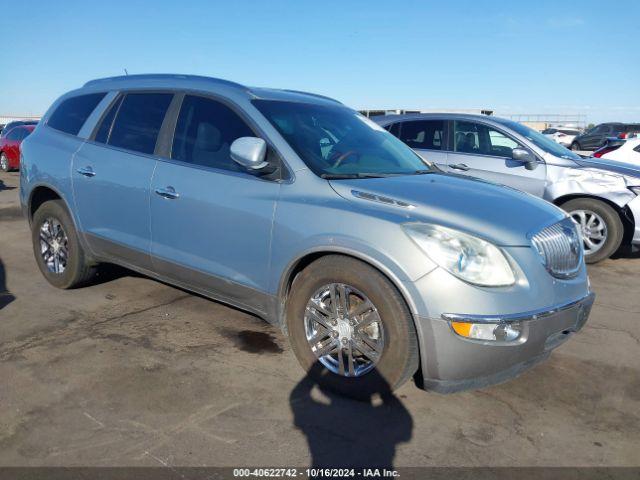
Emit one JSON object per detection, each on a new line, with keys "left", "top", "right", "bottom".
{"left": 329, "top": 173, "right": 565, "bottom": 246}
{"left": 576, "top": 157, "right": 640, "bottom": 179}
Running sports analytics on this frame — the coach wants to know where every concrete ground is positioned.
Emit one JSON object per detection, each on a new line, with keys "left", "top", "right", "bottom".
{"left": 0, "top": 170, "right": 639, "bottom": 468}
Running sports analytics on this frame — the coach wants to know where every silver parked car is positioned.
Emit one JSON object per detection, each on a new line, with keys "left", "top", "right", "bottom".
{"left": 20, "top": 75, "right": 593, "bottom": 397}
{"left": 376, "top": 113, "right": 640, "bottom": 263}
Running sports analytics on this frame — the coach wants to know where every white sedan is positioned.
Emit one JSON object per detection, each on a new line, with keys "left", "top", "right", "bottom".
{"left": 597, "top": 138, "right": 640, "bottom": 165}
{"left": 542, "top": 127, "right": 581, "bottom": 147}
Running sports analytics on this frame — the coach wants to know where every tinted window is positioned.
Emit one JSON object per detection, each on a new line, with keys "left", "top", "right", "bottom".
{"left": 387, "top": 123, "right": 400, "bottom": 136}
{"left": 542, "top": 128, "right": 557, "bottom": 134}
{"left": 172, "top": 95, "right": 254, "bottom": 171}
{"left": 1, "top": 122, "right": 19, "bottom": 137}
{"left": 398, "top": 120, "right": 444, "bottom": 150}
{"left": 47, "top": 93, "right": 106, "bottom": 135}
{"left": 108, "top": 93, "right": 173, "bottom": 155}
{"left": 20, "top": 128, "right": 33, "bottom": 141}
{"left": 454, "top": 121, "right": 518, "bottom": 157}
{"left": 5, "top": 128, "right": 22, "bottom": 141}
{"left": 94, "top": 95, "right": 123, "bottom": 144}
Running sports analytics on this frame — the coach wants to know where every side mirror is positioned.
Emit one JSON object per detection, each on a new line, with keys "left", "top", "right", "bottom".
{"left": 512, "top": 147, "right": 538, "bottom": 170}
{"left": 230, "top": 137, "right": 268, "bottom": 170}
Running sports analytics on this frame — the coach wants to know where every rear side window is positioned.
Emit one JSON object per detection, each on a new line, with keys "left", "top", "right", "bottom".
{"left": 108, "top": 93, "right": 173, "bottom": 155}
{"left": 171, "top": 95, "right": 254, "bottom": 171}
{"left": 47, "top": 93, "right": 106, "bottom": 135}
{"left": 397, "top": 120, "right": 444, "bottom": 150}
{"left": 94, "top": 95, "right": 124, "bottom": 144}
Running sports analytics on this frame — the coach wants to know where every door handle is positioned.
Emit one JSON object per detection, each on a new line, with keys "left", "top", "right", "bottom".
{"left": 155, "top": 186, "right": 180, "bottom": 200}
{"left": 77, "top": 166, "right": 96, "bottom": 177}
{"left": 449, "top": 163, "right": 470, "bottom": 171}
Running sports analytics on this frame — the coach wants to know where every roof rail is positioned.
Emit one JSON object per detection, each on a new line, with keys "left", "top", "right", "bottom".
{"left": 83, "top": 74, "right": 247, "bottom": 91}
{"left": 281, "top": 89, "right": 342, "bottom": 105}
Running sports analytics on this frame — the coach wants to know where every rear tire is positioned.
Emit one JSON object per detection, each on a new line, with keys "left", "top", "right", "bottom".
{"left": 561, "top": 198, "right": 623, "bottom": 263}
{"left": 286, "top": 255, "right": 419, "bottom": 399}
{"left": 570, "top": 142, "right": 581, "bottom": 151}
{"left": 0, "top": 153, "right": 9, "bottom": 172}
{"left": 31, "top": 200, "right": 97, "bottom": 288}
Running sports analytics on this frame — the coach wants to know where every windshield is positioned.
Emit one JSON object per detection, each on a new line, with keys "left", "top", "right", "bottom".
{"left": 495, "top": 119, "right": 581, "bottom": 160}
{"left": 253, "top": 100, "right": 432, "bottom": 177}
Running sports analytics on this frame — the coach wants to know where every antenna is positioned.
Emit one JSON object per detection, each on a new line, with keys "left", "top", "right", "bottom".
{"left": 124, "top": 68, "right": 129, "bottom": 76}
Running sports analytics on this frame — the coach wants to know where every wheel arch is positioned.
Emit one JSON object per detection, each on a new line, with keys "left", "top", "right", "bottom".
{"left": 554, "top": 193, "right": 635, "bottom": 245}
{"left": 277, "top": 249, "right": 420, "bottom": 319}
{"left": 277, "top": 248, "right": 425, "bottom": 385}
{"left": 28, "top": 184, "right": 67, "bottom": 223}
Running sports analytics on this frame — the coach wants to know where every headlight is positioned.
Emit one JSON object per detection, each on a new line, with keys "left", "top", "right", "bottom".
{"left": 403, "top": 223, "right": 515, "bottom": 287}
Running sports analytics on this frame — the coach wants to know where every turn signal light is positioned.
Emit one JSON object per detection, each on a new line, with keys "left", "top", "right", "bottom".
{"left": 451, "top": 321, "right": 522, "bottom": 341}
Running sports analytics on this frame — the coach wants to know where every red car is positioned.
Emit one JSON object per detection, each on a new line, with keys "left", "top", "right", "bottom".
{"left": 0, "top": 125, "right": 35, "bottom": 171}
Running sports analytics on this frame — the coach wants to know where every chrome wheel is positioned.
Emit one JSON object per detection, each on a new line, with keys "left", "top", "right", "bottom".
{"left": 0, "top": 154, "right": 8, "bottom": 172}
{"left": 39, "top": 217, "right": 69, "bottom": 274}
{"left": 304, "top": 283, "right": 384, "bottom": 377}
{"left": 570, "top": 209, "right": 607, "bottom": 255}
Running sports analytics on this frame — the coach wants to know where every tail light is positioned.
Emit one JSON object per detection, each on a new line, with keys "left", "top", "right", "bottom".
{"left": 594, "top": 146, "right": 620, "bottom": 158}
{"left": 618, "top": 132, "right": 628, "bottom": 139}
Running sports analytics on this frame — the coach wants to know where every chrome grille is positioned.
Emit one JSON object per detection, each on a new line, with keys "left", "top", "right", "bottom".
{"left": 531, "top": 217, "right": 583, "bottom": 279}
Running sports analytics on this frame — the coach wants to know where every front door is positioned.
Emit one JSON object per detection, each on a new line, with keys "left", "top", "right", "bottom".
{"left": 72, "top": 92, "right": 174, "bottom": 269}
{"left": 150, "top": 94, "right": 280, "bottom": 315}
{"left": 446, "top": 120, "right": 547, "bottom": 197}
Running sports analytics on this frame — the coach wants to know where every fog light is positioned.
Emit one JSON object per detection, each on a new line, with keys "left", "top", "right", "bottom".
{"left": 451, "top": 321, "right": 522, "bottom": 341}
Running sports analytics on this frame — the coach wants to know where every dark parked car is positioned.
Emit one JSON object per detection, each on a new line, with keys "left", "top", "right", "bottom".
{"left": 0, "top": 120, "right": 38, "bottom": 139}
{"left": 0, "top": 125, "right": 35, "bottom": 171}
{"left": 571, "top": 122, "right": 640, "bottom": 151}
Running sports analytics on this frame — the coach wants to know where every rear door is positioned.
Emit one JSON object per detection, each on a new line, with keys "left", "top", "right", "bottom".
{"left": 149, "top": 94, "right": 280, "bottom": 314}
{"left": 393, "top": 119, "right": 448, "bottom": 168}
{"left": 446, "top": 120, "right": 546, "bottom": 196}
{"left": 72, "top": 92, "right": 174, "bottom": 269}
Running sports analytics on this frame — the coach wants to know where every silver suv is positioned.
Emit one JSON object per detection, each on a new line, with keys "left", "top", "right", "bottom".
{"left": 376, "top": 113, "right": 640, "bottom": 263}
{"left": 20, "top": 75, "right": 593, "bottom": 397}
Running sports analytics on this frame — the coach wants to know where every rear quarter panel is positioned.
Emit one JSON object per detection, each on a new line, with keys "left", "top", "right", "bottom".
{"left": 20, "top": 127, "right": 85, "bottom": 224}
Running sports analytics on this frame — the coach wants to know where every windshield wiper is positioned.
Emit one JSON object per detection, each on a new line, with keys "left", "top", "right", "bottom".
{"left": 320, "top": 172, "right": 392, "bottom": 179}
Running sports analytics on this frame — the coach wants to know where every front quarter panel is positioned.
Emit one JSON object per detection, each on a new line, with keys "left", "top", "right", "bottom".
{"left": 269, "top": 170, "right": 438, "bottom": 317}
{"left": 544, "top": 163, "right": 636, "bottom": 207}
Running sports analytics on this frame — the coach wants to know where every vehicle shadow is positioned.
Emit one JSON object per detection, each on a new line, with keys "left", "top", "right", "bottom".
{"left": 290, "top": 362, "right": 413, "bottom": 469}
{"left": 91, "top": 263, "right": 145, "bottom": 286}
{"left": 610, "top": 245, "right": 640, "bottom": 260}
{"left": 0, "top": 179, "right": 16, "bottom": 191}
{"left": 0, "top": 258, "right": 16, "bottom": 310}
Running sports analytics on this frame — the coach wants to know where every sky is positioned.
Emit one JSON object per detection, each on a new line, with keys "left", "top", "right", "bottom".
{"left": 1, "top": 0, "right": 639, "bottom": 124}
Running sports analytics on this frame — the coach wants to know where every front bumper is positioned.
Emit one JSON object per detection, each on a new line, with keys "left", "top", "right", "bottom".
{"left": 416, "top": 292, "right": 595, "bottom": 393}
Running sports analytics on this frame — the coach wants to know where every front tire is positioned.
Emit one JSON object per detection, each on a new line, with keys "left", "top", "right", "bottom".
{"left": 562, "top": 198, "right": 624, "bottom": 263}
{"left": 31, "top": 200, "right": 97, "bottom": 288}
{"left": 0, "top": 153, "right": 9, "bottom": 172}
{"left": 286, "top": 255, "right": 419, "bottom": 399}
